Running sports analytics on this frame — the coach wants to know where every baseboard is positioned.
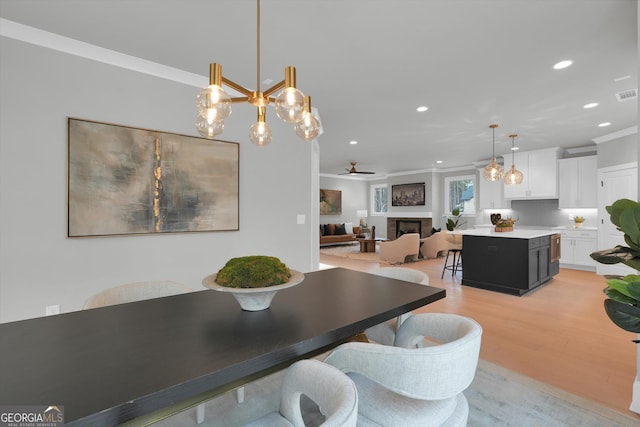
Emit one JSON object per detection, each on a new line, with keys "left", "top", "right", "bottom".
{"left": 631, "top": 377, "right": 640, "bottom": 414}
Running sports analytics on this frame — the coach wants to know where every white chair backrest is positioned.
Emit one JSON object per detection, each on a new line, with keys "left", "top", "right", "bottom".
{"left": 83, "top": 280, "right": 194, "bottom": 309}
{"left": 325, "top": 313, "right": 482, "bottom": 401}
{"left": 279, "top": 359, "right": 358, "bottom": 427}
{"left": 371, "top": 267, "right": 429, "bottom": 285}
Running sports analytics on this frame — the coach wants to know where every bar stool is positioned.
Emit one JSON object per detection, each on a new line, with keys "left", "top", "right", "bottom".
{"left": 441, "top": 248, "right": 463, "bottom": 278}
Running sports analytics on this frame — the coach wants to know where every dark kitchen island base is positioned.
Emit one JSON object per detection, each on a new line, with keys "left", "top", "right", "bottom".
{"left": 462, "top": 232, "right": 560, "bottom": 296}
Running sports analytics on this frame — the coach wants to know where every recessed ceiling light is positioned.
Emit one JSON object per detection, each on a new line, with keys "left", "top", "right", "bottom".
{"left": 598, "top": 122, "right": 611, "bottom": 127}
{"left": 553, "top": 60, "right": 573, "bottom": 70}
{"left": 511, "top": 146, "right": 520, "bottom": 151}
{"left": 583, "top": 102, "right": 598, "bottom": 109}
{"left": 263, "top": 78, "right": 274, "bottom": 85}
{"left": 349, "top": 140, "right": 358, "bottom": 145}
{"left": 614, "top": 75, "right": 631, "bottom": 82}
{"left": 416, "top": 106, "right": 429, "bottom": 112}
{"left": 436, "top": 160, "right": 443, "bottom": 164}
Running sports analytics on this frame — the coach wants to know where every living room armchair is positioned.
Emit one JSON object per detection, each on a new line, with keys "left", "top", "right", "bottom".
{"left": 420, "top": 231, "right": 462, "bottom": 259}
{"left": 379, "top": 233, "right": 420, "bottom": 264}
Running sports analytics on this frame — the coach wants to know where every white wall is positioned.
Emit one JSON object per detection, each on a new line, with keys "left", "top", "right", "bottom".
{"left": 319, "top": 176, "right": 367, "bottom": 227}
{"left": 0, "top": 37, "right": 316, "bottom": 323}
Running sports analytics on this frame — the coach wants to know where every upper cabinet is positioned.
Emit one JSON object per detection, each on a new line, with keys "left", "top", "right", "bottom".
{"left": 503, "top": 148, "right": 562, "bottom": 200}
{"left": 477, "top": 168, "right": 511, "bottom": 209}
{"left": 558, "top": 156, "right": 597, "bottom": 208}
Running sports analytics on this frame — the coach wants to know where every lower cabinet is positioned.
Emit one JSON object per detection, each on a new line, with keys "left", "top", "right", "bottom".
{"left": 463, "top": 234, "right": 557, "bottom": 296}
{"left": 528, "top": 237, "right": 551, "bottom": 288}
{"left": 560, "top": 229, "right": 597, "bottom": 270}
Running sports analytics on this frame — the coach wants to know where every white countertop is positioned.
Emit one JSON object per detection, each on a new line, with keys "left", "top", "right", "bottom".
{"left": 460, "top": 228, "right": 558, "bottom": 239}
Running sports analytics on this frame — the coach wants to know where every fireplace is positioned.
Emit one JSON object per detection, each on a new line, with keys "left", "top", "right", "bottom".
{"left": 387, "top": 217, "right": 432, "bottom": 239}
{"left": 396, "top": 220, "right": 421, "bottom": 238}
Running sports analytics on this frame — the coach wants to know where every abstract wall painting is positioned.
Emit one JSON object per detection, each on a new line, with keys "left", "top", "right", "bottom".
{"left": 320, "top": 189, "right": 342, "bottom": 215}
{"left": 68, "top": 118, "right": 239, "bottom": 237}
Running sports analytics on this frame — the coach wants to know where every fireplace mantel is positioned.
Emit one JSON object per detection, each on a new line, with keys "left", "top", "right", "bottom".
{"left": 387, "top": 217, "right": 433, "bottom": 239}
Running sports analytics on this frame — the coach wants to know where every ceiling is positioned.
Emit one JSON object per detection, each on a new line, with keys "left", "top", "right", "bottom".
{"left": 1, "top": 0, "right": 637, "bottom": 177}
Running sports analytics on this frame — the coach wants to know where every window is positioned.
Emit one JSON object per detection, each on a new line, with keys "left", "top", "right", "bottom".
{"left": 444, "top": 175, "right": 475, "bottom": 214}
{"left": 370, "top": 184, "right": 388, "bottom": 215}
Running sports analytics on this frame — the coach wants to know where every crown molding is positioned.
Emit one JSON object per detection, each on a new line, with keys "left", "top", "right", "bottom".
{"left": 592, "top": 126, "right": 638, "bottom": 144}
{"left": 0, "top": 18, "right": 206, "bottom": 87}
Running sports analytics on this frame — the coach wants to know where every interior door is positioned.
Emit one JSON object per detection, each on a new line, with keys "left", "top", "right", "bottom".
{"left": 597, "top": 165, "right": 638, "bottom": 276}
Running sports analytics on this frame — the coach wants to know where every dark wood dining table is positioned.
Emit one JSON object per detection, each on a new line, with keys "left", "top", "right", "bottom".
{"left": 0, "top": 267, "right": 445, "bottom": 426}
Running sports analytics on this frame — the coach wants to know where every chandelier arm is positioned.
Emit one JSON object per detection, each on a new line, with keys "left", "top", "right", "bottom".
{"left": 221, "top": 77, "right": 253, "bottom": 97}
{"left": 263, "top": 80, "right": 286, "bottom": 98}
{"left": 230, "top": 97, "right": 250, "bottom": 103}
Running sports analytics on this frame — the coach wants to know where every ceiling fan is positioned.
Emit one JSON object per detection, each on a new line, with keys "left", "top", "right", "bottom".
{"left": 340, "top": 162, "right": 375, "bottom": 175}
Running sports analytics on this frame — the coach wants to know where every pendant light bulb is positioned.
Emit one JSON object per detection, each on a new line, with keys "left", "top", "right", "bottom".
{"left": 294, "top": 96, "right": 320, "bottom": 140}
{"left": 503, "top": 134, "right": 524, "bottom": 184}
{"left": 195, "top": 115, "right": 225, "bottom": 138}
{"left": 249, "top": 107, "right": 273, "bottom": 146}
{"left": 483, "top": 124, "right": 503, "bottom": 181}
{"left": 274, "top": 67, "right": 304, "bottom": 123}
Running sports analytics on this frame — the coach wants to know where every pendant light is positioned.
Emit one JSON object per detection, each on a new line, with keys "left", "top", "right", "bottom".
{"left": 503, "top": 134, "right": 524, "bottom": 185}
{"left": 483, "top": 124, "right": 503, "bottom": 181}
{"left": 195, "top": 0, "right": 320, "bottom": 145}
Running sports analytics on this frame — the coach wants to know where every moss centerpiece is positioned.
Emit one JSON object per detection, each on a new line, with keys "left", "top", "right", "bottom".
{"left": 202, "top": 256, "right": 304, "bottom": 311}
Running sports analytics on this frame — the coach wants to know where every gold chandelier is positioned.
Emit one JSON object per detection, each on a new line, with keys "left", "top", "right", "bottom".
{"left": 503, "top": 134, "right": 524, "bottom": 185}
{"left": 483, "top": 124, "right": 504, "bottom": 181}
{"left": 195, "top": 0, "right": 320, "bottom": 146}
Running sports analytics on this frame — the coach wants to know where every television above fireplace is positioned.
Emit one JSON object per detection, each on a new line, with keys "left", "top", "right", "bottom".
{"left": 391, "top": 182, "right": 425, "bottom": 206}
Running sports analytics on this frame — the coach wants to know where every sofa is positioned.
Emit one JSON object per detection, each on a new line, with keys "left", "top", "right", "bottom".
{"left": 320, "top": 223, "right": 361, "bottom": 246}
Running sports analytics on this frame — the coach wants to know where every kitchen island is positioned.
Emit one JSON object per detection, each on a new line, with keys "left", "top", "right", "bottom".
{"left": 461, "top": 228, "right": 561, "bottom": 296}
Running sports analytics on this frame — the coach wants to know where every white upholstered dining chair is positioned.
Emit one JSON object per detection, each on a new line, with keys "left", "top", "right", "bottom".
{"left": 83, "top": 280, "right": 220, "bottom": 424}
{"left": 82, "top": 280, "right": 194, "bottom": 309}
{"left": 325, "top": 313, "right": 482, "bottom": 427}
{"left": 364, "top": 267, "right": 429, "bottom": 346}
{"left": 243, "top": 359, "right": 358, "bottom": 427}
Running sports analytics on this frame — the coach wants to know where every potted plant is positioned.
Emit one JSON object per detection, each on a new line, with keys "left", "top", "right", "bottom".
{"left": 574, "top": 216, "right": 585, "bottom": 228}
{"left": 202, "top": 255, "right": 304, "bottom": 311}
{"left": 590, "top": 199, "right": 640, "bottom": 342}
{"left": 446, "top": 207, "right": 466, "bottom": 231}
{"left": 494, "top": 217, "right": 517, "bottom": 232}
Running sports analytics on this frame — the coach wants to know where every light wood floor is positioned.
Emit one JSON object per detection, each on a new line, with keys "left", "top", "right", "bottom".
{"left": 319, "top": 251, "right": 640, "bottom": 418}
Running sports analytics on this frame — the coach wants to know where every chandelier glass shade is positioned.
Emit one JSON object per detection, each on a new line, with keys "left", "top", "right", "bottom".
{"left": 483, "top": 124, "right": 504, "bottom": 181}
{"left": 503, "top": 134, "right": 524, "bottom": 185}
{"left": 195, "top": 0, "right": 319, "bottom": 145}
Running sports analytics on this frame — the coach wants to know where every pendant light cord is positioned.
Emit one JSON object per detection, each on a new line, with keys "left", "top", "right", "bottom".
{"left": 256, "top": 0, "right": 261, "bottom": 92}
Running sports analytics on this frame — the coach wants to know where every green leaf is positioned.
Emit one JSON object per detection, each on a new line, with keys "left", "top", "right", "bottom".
{"left": 607, "top": 199, "right": 640, "bottom": 228}
{"left": 604, "top": 299, "right": 640, "bottom": 333}
{"left": 606, "top": 278, "right": 633, "bottom": 297}
{"left": 619, "top": 207, "right": 640, "bottom": 247}
{"left": 605, "top": 288, "right": 638, "bottom": 304}
{"left": 624, "top": 234, "right": 640, "bottom": 253}
{"left": 626, "top": 282, "right": 640, "bottom": 301}
{"left": 622, "top": 258, "right": 640, "bottom": 271}
{"left": 590, "top": 246, "right": 636, "bottom": 264}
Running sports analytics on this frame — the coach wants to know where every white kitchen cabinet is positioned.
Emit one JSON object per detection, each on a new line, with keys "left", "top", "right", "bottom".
{"left": 559, "top": 228, "right": 597, "bottom": 270}
{"left": 503, "top": 148, "right": 562, "bottom": 200}
{"left": 558, "top": 156, "right": 597, "bottom": 208}
{"left": 477, "top": 168, "right": 511, "bottom": 209}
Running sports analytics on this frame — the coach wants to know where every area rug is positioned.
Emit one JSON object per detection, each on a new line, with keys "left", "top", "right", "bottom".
{"left": 154, "top": 359, "right": 639, "bottom": 426}
{"left": 319, "top": 243, "right": 385, "bottom": 263}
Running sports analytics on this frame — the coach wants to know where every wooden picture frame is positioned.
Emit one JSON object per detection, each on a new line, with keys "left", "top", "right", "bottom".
{"left": 391, "top": 182, "right": 425, "bottom": 206}
{"left": 67, "top": 118, "right": 239, "bottom": 237}
{"left": 320, "top": 189, "right": 342, "bottom": 215}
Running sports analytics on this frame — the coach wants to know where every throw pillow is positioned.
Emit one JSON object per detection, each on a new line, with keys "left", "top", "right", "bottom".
{"left": 324, "top": 224, "right": 335, "bottom": 235}
{"left": 344, "top": 222, "right": 353, "bottom": 234}
{"left": 334, "top": 223, "right": 346, "bottom": 235}
{"left": 431, "top": 227, "right": 441, "bottom": 235}
{"left": 320, "top": 224, "right": 325, "bottom": 236}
